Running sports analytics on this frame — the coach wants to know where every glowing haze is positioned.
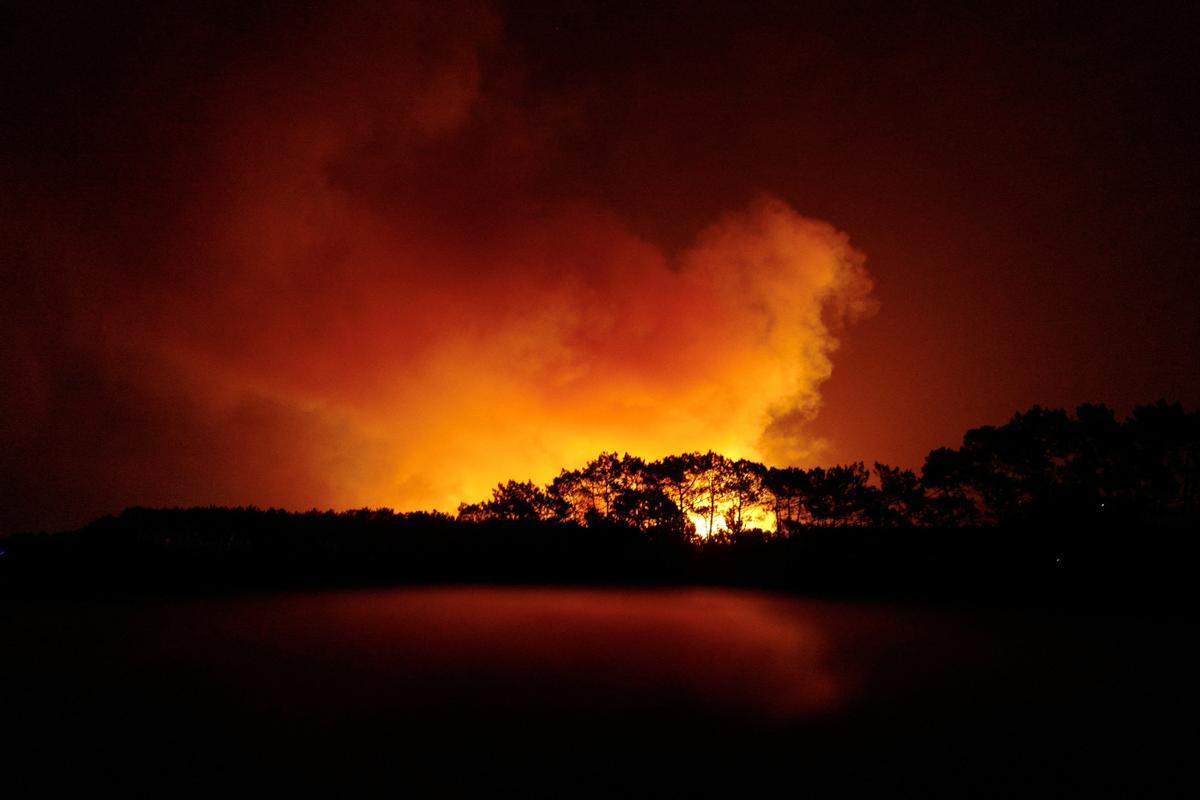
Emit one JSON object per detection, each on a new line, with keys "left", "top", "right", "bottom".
{"left": 0, "top": 2, "right": 873, "bottom": 531}
{"left": 11, "top": 2, "right": 1194, "bottom": 533}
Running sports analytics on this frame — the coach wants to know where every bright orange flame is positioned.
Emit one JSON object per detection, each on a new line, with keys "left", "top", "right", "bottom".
{"left": 689, "top": 507, "right": 778, "bottom": 539}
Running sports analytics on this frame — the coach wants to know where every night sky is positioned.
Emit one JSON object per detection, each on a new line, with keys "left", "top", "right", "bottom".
{"left": 3, "top": 1, "right": 1198, "bottom": 533}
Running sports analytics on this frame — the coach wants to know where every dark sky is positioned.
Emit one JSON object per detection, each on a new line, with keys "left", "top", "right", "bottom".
{"left": 3, "top": 1, "right": 1198, "bottom": 532}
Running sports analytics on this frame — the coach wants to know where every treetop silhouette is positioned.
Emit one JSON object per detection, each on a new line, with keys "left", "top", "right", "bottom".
{"left": 458, "top": 401, "right": 1200, "bottom": 537}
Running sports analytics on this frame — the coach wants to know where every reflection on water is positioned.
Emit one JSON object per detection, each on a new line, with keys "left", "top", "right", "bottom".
{"left": 202, "top": 588, "right": 843, "bottom": 720}
{"left": 1, "top": 587, "right": 1182, "bottom": 794}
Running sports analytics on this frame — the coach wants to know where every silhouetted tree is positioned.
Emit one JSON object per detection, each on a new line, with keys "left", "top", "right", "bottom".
{"left": 449, "top": 401, "right": 1200, "bottom": 536}
{"left": 650, "top": 454, "right": 704, "bottom": 525}
{"left": 689, "top": 451, "right": 734, "bottom": 537}
{"left": 918, "top": 402, "right": 1200, "bottom": 527}
{"left": 458, "top": 480, "right": 569, "bottom": 523}
{"left": 873, "top": 463, "right": 926, "bottom": 526}
{"left": 1126, "top": 400, "right": 1200, "bottom": 520}
{"left": 761, "top": 466, "right": 814, "bottom": 534}
{"left": 803, "top": 463, "right": 874, "bottom": 526}
{"left": 611, "top": 486, "right": 693, "bottom": 540}
{"left": 722, "top": 459, "right": 767, "bottom": 534}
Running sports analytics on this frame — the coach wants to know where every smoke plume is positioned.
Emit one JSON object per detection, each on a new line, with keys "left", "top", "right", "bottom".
{"left": 0, "top": 1, "right": 875, "bottom": 531}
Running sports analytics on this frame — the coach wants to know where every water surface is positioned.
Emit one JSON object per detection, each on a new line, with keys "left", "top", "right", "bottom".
{"left": 2, "top": 587, "right": 1186, "bottom": 795}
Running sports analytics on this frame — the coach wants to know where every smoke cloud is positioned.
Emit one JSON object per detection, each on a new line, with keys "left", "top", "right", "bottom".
{"left": 0, "top": 2, "right": 875, "bottom": 531}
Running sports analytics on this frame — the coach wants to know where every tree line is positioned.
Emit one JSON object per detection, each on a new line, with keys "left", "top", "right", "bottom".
{"left": 457, "top": 401, "right": 1200, "bottom": 538}
{"left": 4, "top": 400, "right": 1196, "bottom": 601}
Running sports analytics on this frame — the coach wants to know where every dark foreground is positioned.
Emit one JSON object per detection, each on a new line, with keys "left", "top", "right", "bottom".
{"left": 1, "top": 587, "right": 1191, "bottom": 796}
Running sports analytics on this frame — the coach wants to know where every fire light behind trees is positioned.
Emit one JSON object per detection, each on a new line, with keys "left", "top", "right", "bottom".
{"left": 459, "top": 451, "right": 869, "bottom": 539}
{"left": 0, "top": 2, "right": 876, "bottom": 533}
{"left": 456, "top": 402, "right": 1200, "bottom": 536}
{"left": 4, "top": 1, "right": 1198, "bottom": 543}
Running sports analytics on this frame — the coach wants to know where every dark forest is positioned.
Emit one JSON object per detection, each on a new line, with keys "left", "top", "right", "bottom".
{"left": 5, "top": 401, "right": 1195, "bottom": 603}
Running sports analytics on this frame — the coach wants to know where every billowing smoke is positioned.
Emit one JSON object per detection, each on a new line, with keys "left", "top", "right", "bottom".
{"left": 0, "top": 2, "right": 875, "bottom": 532}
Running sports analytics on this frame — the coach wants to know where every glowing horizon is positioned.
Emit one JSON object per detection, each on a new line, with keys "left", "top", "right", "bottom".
{"left": 6, "top": 2, "right": 1192, "bottom": 535}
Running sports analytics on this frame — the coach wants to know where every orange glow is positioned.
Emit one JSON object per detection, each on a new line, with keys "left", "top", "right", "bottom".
{"left": 168, "top": 194, "right": 876, "bottom": 515}
{"left": 224, "top": 587, "right": 844, "bottom": 718}
{"left": 0, "top": 1, "right": 875, "bottom": 529}
{"left": 689, "top": 507, "right": 778, "bottom": 539}
{"left": 84, "top": 1, "right": 879, "bottom": 517}
{"left": 5, "top": 2, "right": 1199, "bottom": 537}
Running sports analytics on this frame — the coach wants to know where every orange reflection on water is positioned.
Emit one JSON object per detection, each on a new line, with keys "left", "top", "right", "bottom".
{"left": 207, "top": 587, "right": 845, "bottom": 721}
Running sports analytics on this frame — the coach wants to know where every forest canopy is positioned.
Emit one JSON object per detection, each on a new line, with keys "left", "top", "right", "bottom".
{"left": 457, "top": 401, "right": 1199, "bottom": 537}
{"left": 4, "top": 401, "right": 1195, "bottom": 600}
